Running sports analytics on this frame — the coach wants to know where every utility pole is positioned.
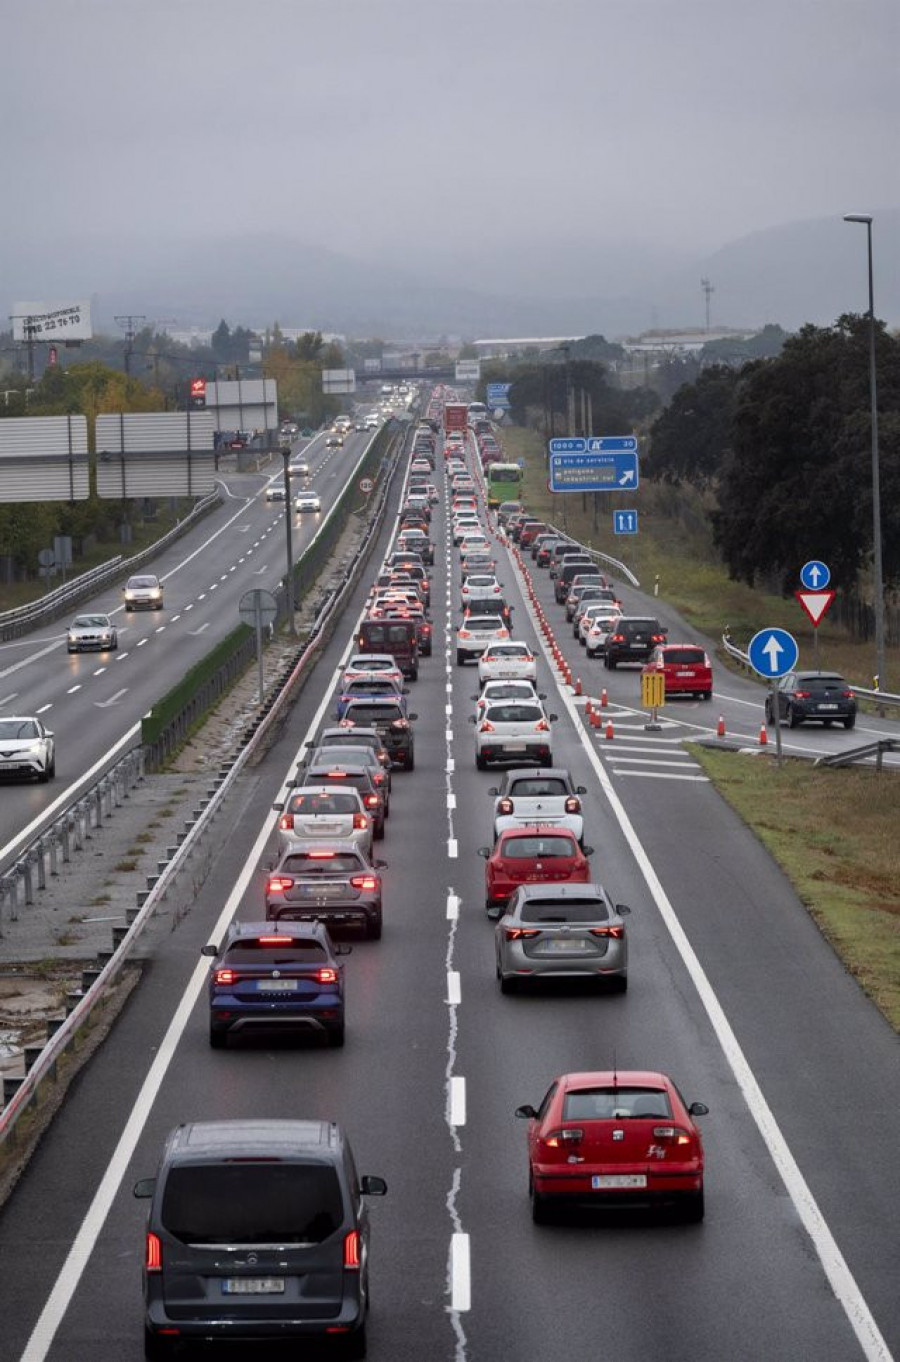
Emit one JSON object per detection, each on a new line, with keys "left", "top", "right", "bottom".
{"left": 700, "top": 278, "right": 714, "bottom": 333}
{"left": 115, "top": 314, "right": 146, "bottom": 377}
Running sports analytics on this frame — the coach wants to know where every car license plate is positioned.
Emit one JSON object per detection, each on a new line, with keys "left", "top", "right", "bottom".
{"left": 222, "top": 1278, "right": 285, "bottom": 1294}
{"left": 297, "top": 883, "right": 342, "bottom": 898}
{"left": 677, "top": 670, "right": 694, "bottom": 677}
{"left": 818, "top": 703, "right": 839, "bottom": 710}
{"left": 592, "top": 1175, "right": 647, "bottom": 1189}
{"left": 258, "top": 979, "right": 298, "bottom": 991}
{"left": 543, "top": 938, "right": 590, "bottom": 952}
{"left": 505, "top": 743, "right": 526, "bottom": 751}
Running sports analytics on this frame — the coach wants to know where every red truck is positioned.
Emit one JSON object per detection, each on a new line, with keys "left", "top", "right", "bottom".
{"left": 443, "top": 403, "right": 468, "bottom": 437}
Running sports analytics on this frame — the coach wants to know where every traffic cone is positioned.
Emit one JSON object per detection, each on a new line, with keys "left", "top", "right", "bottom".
{"left": 589, "top": 706, "right": 599, "bottom": 728}
{"left": 758, "top": 723, "right": 768, "bottom": 746}
{"left": 585, "top": 699, "right": 594, "bottom": 719}
{"left": 575, "top": 677, "right": 582, "bottom": 696}
{"left": 717, "top": 714, "right": 726, "bottom": 738}
{"left": 600, "top": 688, "right": 608, "bottom": 708}
{"left": 605, "top": 718, "right": 615, "bottom": 740}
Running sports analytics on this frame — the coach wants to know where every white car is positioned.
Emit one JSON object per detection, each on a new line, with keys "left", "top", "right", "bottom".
{"left": 577, "top": 602, "right": 618, "bottom": 644}
{"left": 294, "top": 490, "right": 321, "bottom": 512}
{"left": 456, "top": 613, "right": 510, "bottom": 665}
{"left": 342, "top": 654, "right": 404, "bottom": 689}
{"left": 585, "top": 611, "right": 624, "bottom": 658}
{"left": 0, "top": 716, "right": 55, "bottom": 782}
{"left": 490, "top": 767, "right": 587, "bottom": 844}
{"left": 67, "top": 613, "right": 118, "bottom": 653}
{"left": 460, "top": 573, "right": 503, "bottom": 606}
{"left": 478, "top": 642, "right": 537, "bottom": 683}
{"left": 473, "top": 698, "right": 556, "bottom": 770}
{"left": 265, "top": 483, "right": 286, "bottom": 502}
{"left": 458, "top": 533, "right": 491, "bottom": 558}
{"left": 123, "top": 573, "right": 163, "bottom": 611}
{"left": 273, "top": 785, "right": 373, "bottom": 857}
{"left": 452, "top": 516, "right": 481, "bottom": 545}
{"left": 474, "top": 679, "right": 543, "bottom": 721}
{"left": 292, "top": 460, "right": 311, "bottom": 477}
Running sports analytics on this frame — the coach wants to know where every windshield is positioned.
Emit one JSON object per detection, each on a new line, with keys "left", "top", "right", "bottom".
{"left": 0, "top": 719, "right": 40, "bottom": 740}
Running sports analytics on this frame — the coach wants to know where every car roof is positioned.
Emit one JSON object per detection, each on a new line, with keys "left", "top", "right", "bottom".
{"left": 168, "top": 1119, "right": 340, "bottom": 1161}
{"left": 501, "top": 767, "right": 570, "bottom": 782}
{"left": 499, "top": 823, "right": 579, "bottom": 840}
{"left": 516, "top": 883, "right": 604, "bottom": 900}
{"left": 557, "top": 1071, "right": 671, "bottom": 1091}
{"left": 225, "top": 920, "right": 329, "bottom": 942}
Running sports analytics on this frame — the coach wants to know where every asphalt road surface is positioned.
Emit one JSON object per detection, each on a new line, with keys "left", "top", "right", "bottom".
{"left": 1, "top": 432, "right": 897, "bottom": 1362}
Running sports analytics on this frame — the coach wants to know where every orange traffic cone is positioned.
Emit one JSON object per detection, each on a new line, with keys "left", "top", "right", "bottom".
{"left": 575, "top": 677, "right": 582, "bottom": 696}
{"left": 589, "top": 706, "right": 599, "bottom": 728}
{"left": 758, "top": 723, "right": 768, "bottom": 746}
{"left": 717, "top": 714, "right": 726, "bottom": 738}
{"left": 585, "top": 699, "right": 594, "bottom": 719}
{"left": 600, "top": 688, "right": 609, "bottom": 708}
{"left": 605, "top": 718, "right": 615, "bottom": 740}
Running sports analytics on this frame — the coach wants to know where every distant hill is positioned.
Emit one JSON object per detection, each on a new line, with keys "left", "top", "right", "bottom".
{"left": 1, "top": 212, "right": 897, "bottom": 341}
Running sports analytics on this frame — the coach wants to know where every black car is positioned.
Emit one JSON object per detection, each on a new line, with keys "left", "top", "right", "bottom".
{"left": 604, "top": 616, "right": 667, "bottom": 668}
{"left": 340, "top": 697, "right": 417, "bottom": 770}
{"left": 135, "top": 1119, "right": 386, "bottom": 1360}
{"left": 266, "top": 843, "right": 387, "bottom": 938}
{"left": 465, "top": 595, "right": 513, "bottom": 630}
{"left": 201, "top": 921, "right": 350, "bottom": 1048}
{"left": 765, "top": 671, "right": 857, "bottom": 729}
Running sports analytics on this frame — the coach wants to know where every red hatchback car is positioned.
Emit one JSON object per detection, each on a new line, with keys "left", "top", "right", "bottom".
{"left": 478, "top": 826, "right": 593, "bottom": 911}
{"left": 648, "top": 644, "right": 713, "bottom": 700}
{"left": 516, "top": 1070, "right": 708, "bottom": 1223}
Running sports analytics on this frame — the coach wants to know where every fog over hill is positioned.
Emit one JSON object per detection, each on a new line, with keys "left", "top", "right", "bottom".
{"left": 2, "top": 212, "right": 898, "bottom": 341}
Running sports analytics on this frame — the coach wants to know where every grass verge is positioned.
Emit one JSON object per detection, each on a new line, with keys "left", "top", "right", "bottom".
{"left": 690, "top": 747, "right": 900, "bottom": 1031}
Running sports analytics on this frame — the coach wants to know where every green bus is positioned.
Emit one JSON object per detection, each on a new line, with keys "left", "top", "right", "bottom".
{"left": 485, "top": 462, "right": 522, "bottom": 509}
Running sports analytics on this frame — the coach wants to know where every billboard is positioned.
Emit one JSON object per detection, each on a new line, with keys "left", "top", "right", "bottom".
{"left": 0, "top": 415, "right": 90, "bottom": 502}
{"left": 455, "top": 359, "right": 481, "bottom": 382}
{"left": 322, "top": 368, "right": 357, "bottom": 394}
{"left": 12, "top": 301, "right": 93, "bottom": 342}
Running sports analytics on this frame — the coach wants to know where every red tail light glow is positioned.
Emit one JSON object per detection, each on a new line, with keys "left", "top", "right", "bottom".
{"left": 317, "top": 967, "right": 338, "bottom": 984}
{"left": 353, "top": 813, "right": 369, "bottom": 829}
{"left": 504, "top": 927, "right": 540, "bottom": 940}
{"left": 793, "top": 690, "right": 811, "bottom": 699}
{"left": 278, "top": 814, "right": 294, "bottom": 831}
{"left": 842, "top": 690, "right": 854, "bottom": 698}
{"left": 544, "top": 1127, "right": 584, "bottom": 1149}
{"left": 590, "top": 925, "right": 625, "bottom": 939}
{"left": 343, "top": 1229, "right": 361, "bottom": 1269}
{"left": 258, "top": 936, "right": 292, "bottom": 945}
{"left": 308, "top": 851, "right": 336, "bottom": 860}
{"left": 534, "top": 719, "right": 550, "bottom": 732}
{"left": 364, "top": 794, "right": 380, "bottom": 808}
{"left": 267, "top": 877, "right": 294, "bottom": 893}
{"left": 480, "top": 720, "right": 495, "bottom": 732}
{"left": 145, "top": 1232, "right": 162, "bottom": 1272}
{"left": 350, "top": 875, "right": 378, "bottom": 891}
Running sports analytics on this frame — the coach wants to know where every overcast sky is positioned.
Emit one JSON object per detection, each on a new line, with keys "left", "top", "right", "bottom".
{"left": 2, "top": 0, "right": 897, "bottom": 308}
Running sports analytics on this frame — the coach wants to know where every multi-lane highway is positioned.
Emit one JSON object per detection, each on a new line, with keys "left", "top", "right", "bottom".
{"left": 0, "top": 426, "right": 381, "bottom": 862}
{"left": 1, "top": 419, "right": 898, "bottom": 1361}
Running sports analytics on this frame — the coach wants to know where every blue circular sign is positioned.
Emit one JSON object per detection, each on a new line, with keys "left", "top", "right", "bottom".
{"left": 748, "top": 628, "right": 799, "bottom": 679}
{"left": 800, "top": 560, "right": 830, "bottom": 590}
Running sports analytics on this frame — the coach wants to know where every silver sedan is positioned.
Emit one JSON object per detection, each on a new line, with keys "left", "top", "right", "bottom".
{"left": 493, "top": 883, "right": 630, "bottom": 993}
{"left": 67, "top": 613, "right": 118, "bottom": 653}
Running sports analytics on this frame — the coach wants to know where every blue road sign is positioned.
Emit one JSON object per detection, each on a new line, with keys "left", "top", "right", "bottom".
{"left": 548, "top": 437, "right": 586, "bottom": 454}
{"left": 800, "top": 559, "right": 830, "bottom": 590}
{"left": 747, "top": 627, "right": 799, "bottom": 678}
{"left": 613, "top": 510, "right": 638, "bottom": 535}
{"left": 549, "top": 450, "right": 639, "bottom": 492}
{"left": 487, "top": 383, "right": 511, "bottom": 403}
{"left": 586, "top": 435, "right": 638, "bottom": 453}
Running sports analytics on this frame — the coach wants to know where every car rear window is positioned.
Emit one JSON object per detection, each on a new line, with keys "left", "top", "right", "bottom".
{"left": 344, "top": 704, "right": 403, "bottom": 725}
{"left": 805, "top": 674, "right": 848, "bottom": 689}
{"left": 662, "top": 647, "right": 705, "bottom": 664}
{"left": 508, "top": 778, "right": 568, "bottom": 798}
{"left": 345, "top": 680, "right": 398, "bottom": 696}
{"left": 625, "top": 619, "right": 661, "bottom": 632}
{"left": 520, "top": 897, "right": 609, "bottom": 924}
{"left": 487, "top": 705, "right": 544, "bottom": 723}
{"left": 288, "top": 792, "right": 359, "bottom": 813}
{"left": 282, "top": 852, "right": 362, "bottom": 874}
{"left": 489, "top": 646, "right": 529, "bottom": 659}
{"left": 223, "top": 939, "right": 329, "bottom": 963}
{"left": 307, "top": 771, "right": 368, "bottom": 792}
{"left": 161, "top": 1163, "right": 344, "bottom": 1245}
{"left": 467, "top": 618, "right": 500, "bottom": 631}
{"left": 563, "top": 1088, "right": 672, "bottom": 1121}
{"left": 502, "top": 836, "right": 576, "bottom": 859}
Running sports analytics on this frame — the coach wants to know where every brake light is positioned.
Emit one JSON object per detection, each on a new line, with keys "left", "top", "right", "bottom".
{"left": 653, "top": 1126, "right": 693, "bottom": 1146}
{"left": 279, "top": 811, "right": 297, "bottom": 831}
{"left": 651, "top": 633, "right": 666, "bottom": 643}
{"left": 497, "top": 797, "right": 514, "bottom": 815}
{"left": 353, "top": 813, "right": 369, "bottom": 829}
{"left": 343, "top": 1229, "right": 361, "bottom": 1270}
{"left": 145, "top": 1232, "right": 162, "bottom": 1272}
{"left": 480, "top": 720, "right": 495, "bottom": 733}
{"left": 793, "top": 690, "right": 812, "bottom": 699}
{"left": 372, "top": 771, "right": 385, "bottom": 785}
{"left": 842, "top": 689, "right": 854, "bottom": 698}
{"left": 590, "top": 925, "right": 625, "bottom": 939}
{"left": 498, "top": 628, "right": 509, "bottom": 638}
{"left": 611, "top": 633, "right": 625, "bottom": 643}
{"left": 350, "top": 875, "right": 378, "bottom": 891}
{"left": 459, "top": 629, "right": 471, "bottom": 638}
{"left": 364, "top": 794, "right": 380, "bottom": 808}
{"left": 504, "top": 927, "right": 540, "bottom": 940}
{"left": 534, "top": 719, "right": 550, "bottom": 732}
{"left": 564, "top": 796, "right": 581, "bottom": 814}
{"left": 317, "top": 967, "right": 338, "bottom": 985}
{"left": 308, "top": 851, "right": 336, "bottom": 859}
{"left": 267, "top": 877, "right": 294, "bottom": 893}
{"left": 544, "top": 1128, "right": 584, "bottom": 1149}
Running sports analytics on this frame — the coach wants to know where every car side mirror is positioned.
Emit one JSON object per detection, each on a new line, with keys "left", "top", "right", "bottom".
{"left": 582, "top": 846, "right": 594, "bottom": 857}
{"left": 402, "top": 687, "right": 410, "bottom": 694}
{"left": 361, "top": 1175, "right": 388, "bottom": 1196}
{"left": 200, "top": 944, "right": 218, "bottom": 957}
{"left": 487, "top": 905, "right": 503, "bottom": 921}
{"left": 576, "top": 786, "right": 587, "bottom": 795}
{"left": 689, "top": 1102, "right": 709, "bottom": 1117}
{"left": 375, "top": 860, "right": 389, "bottom": 870}
{"left": 549, "top": 714, "right": 558, "bottom": 723}
{"left": 515, "top": 1105, "right": 537, "bottom": 1120}
{"left": 538, "top": 693, "right": 547, "bottom": 700}
{"left": 408, "top": 713, "right": 418, "bottom": 722}
{"left": 468, "top": 715, "right": 476, "bottom": 724}
{"left": 488, "top": 787, "right": 499, "bottom": 796}
{"left": 133, "top": 1178, "right": 156, "bottom": 1199}
{"left": 336, "top": 944, "right": 353, "bottom": 956}
{"left": 614, "top": 903, "right": 632, "bottom": 915}
{"left": 477, "top": 846, "right": 491, "bottom": 858}
{"left": 272, "top": 801, "right": 284, "bottom": 812}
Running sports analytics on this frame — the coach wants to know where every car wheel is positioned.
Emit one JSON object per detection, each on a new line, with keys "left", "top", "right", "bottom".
{"left": 410, "top": 667, "right": 419, "bottom": 681}
{"left": 125, "top": 604, "right": 133, "bottom": 612}
{"left": 67, "top": 646, "right": 75, "bottom": 654}
{"left": 405, "top": 750, "right": 415, "bottom": 771}
{"left": 844, "top": 715, "right": 856, "bottom": 730}
{"left": 823, "top": 718, "right": 833, "bottom": 728}
{"left": 340, "top": 1322, "right": 367, "bottom": 1360}
{"left": 476, "top": 754, "right": 487, "bottom": 771}
{"left": 144, "top": 1324, "right": 176, "bottom": 1360}
{"left": 586, "top": 647, "right": 595, "bottom": 658}
{"left": 500, "top": 975, "right": 517, "bottom": 995}
{"left": 608, "top": 974, "right": 628, "bottom": 994}
{"left": 367, "top": 914, "right": 383, "bottom": 941}
{"left": 48, "top": 757, "right": 56, "bottom": 778}
{"left": 329, "top": 1023, "right": 346, "bottom": 1048}
{"left": 209, "top": 1025, "right": 227, "bottom": 1049}
{"left": 530, "top": 1176, "right": 554, "bottom": 1225}
{"left": 606, "top": 657, "right": 617, "bottom": 670}
{"left": 456, "top": 650, "right": 466, "bottom": 665}
{"left": 765, "top": 701, "right": 773, "bottom": 725}
{"left": 788, "top": 705, "right": 801, "bottom": 729}
{"left": 374, "top": 819, "right": 385, "bottom": 840}
{"left": 682, "top": 1188, "right": 705, "bottom": 1223}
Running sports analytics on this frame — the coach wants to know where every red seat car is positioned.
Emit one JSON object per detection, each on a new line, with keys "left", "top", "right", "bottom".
{"left": 648, "top": 644, "right": 713, "bottom": 700}
{"left": 516, "top": 1069, "right": 708, "bottom": 1223}
{"left": 478, "top": 826, "right": 593, "bottom": 911}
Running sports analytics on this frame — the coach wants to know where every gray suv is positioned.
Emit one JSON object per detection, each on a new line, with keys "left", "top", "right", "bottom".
{"left": 136, "top": 1119, "right": 387, "bottom": 1359}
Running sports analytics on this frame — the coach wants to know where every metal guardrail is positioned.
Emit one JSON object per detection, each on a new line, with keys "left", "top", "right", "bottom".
{"left": 0, "top": 488, "right": 221, "bottom": 641}
{"left": 721, "top": 631, "right": 900, "bottom": 708}
{"left": 0, "top": 421, "right": 409, "bottom": 1137}
{"left": 815, "top": 739, "right": 900, "bottom": 769}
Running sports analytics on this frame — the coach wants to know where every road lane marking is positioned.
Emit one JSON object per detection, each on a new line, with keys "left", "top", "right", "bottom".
{"left": 449, "top": 1076, "right": 466, "bottom": 1126}
{"left": 0, "top": 693, "right": 18, "bottom": 706}
{"left": 94, "top": 689, "right": 128, "bottom": 708}
{"left": 605, "top": 755, "right": 699, "bottom": 766}
{"left": 612, "top": 770, "right": 711, "bottom": 781}
{"left": 446, "top": 894, "right": 460, "bottom": 919}
{"left": 66, "top": 686, "right": 81, "bottom": 695}
{"left": 447, "top": 971, "right": 461, "bottom": 1005}
{"left": 36, "top": 703, "right": 53, "bottom": 714}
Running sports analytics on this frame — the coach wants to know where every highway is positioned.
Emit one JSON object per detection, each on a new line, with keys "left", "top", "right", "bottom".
{"left": 0, "top": 426, "right": 382, "bottom": 863}
{"left": 0, "top": 427, "right": 898, "bottom": 1362}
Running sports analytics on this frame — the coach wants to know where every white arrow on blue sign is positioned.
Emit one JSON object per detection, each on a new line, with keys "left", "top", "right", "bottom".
{"left": 747, "top": 627, "right": 799, "bottom": 678}
{"left": 613, "top": 510, "right": 638, "bottom": 534}
{"left": 800, "top": 560, "right": 830, "bottom": 590}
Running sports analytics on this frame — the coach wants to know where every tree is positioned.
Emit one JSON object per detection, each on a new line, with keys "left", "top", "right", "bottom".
{"left": 645, "top": 365, "right": 741, "bottom": 486}
{"left": 211, "top": 319, "right": 232, "bottom": 362}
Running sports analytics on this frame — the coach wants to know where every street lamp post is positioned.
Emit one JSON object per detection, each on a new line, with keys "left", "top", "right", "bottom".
{"left": 843, "top": 213, "right": 886, "bottom": 693}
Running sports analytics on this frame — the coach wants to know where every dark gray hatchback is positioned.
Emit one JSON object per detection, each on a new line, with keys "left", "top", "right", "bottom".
{"left": 136, "top": 1119, "right": 386, "bottom": 1359}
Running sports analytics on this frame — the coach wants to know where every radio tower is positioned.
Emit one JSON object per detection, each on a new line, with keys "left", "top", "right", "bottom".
{"left": 700, "top": 278, "right": 714, "bottom": 333}
{"left": 115, "top": 314, "right": 147, "bottom": 376}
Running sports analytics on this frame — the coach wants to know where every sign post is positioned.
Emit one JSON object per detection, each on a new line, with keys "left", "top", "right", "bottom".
{"left": 797, "top": 562, "right": 833, "bottom": 675}
{"left": 748, "top": 627, "right": 799, "bottom": 762}
{"left": 239, "top": 589, "right": 277, "bottom": 705}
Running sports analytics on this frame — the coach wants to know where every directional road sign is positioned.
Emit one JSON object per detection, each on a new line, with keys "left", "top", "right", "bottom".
{"left": 549, "top": 451, "right": 639, "bottom": 493}
{"left": 748, "top": 627, "right": 799, "bottom": 678}
{"left": 795, "top": 589, "right": 835, "bottom": 627}
{"left": 586, "top": 435, "right": 637, "bottom": 453}
{"left": 800, "top": 559, "right": 830, "bottom": 590}
{"left": 486, "top": 383, "right": 511, "bottom": 409}
{"left": 613, "top": 510, "right": 638, "bottom": 534}
{"left": 548, "top": 437, "right": 586, "bottom": 454}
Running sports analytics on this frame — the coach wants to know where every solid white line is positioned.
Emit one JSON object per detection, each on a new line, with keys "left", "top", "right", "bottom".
{"left": 449, "top": 1075, "right": 466, "bottom": 1126}
{"left": 512, "top": 556, "right": 892, "bottom": 1362}
{"left": 447, "top": 971, "right": 461, "bottom": 1005}
{"left": 447, "top": 792, "right": 456, "bottom": 811}
{"left": 17, "top": 553, "right": 383, "bottom": 1362}
{"left": 450, "top": 1233, "right": 471, "bottom": 1312}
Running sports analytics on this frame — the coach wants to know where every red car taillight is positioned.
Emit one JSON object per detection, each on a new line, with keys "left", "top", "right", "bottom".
{"left": 534, "top": 719, "right": 550, "bottom": 732}
{"left": 350, "top": 875, "right": 378, "bottom": 891}
{"left": 372, "top": 771, "right": 385, "bottom": 785}
{"left": 497, "top": 797, "right": 514, "bottom": 815}
{"left": 589, "top": 925, "right": 625, "bottom": 939}
{"left": 543, "top": 1127, "right": 584, "bottom": 1150}
{"left": 459, "top": 629, "right": 471, "bottom": 638}
{"left": 353, "top": 813, "right": 369, "bottom": 829}
{"left": 317, "top": 967, "right": 338, "bottom": 985}
{"left": 145, "top": 1232, "right": 162, "bottom": 1272}
{"left": 504, "top": 927, "right": 540, "bottom": 940}
{"left": 842, "top": 689, "right": 854, "bottom": 698}
{"left": 564, "top": 796, "right": 581, "bottom": 814}
{"left": 391, "top": 718, "right": 410, "bottom": 730}
{"left": 651, "top": 633, "right": 666, "bottom": 643}
{"left": 610, "top": 633, "right": 625, "bottom": 643}
{"left": 480, "top": 720, "right": 495, "bottom": 733}
{"left": 267, "top": 876, "right": 294, "bottom": 893}
{"left": 214, "top": 968, "right": 237, "bottom": 986}
{"left": 364, "top": 794, "right": 380, "bottom": 809}
{"left": 793, "top": 690, "right": 812, "bottom": 699}
{"left": 279, "top": 814, "right": 294, "bottom": 831}
{"left": 652, "top": 1126, "right": 695, "bottom": 1147}
{"left": 343, "top": 1230, "right": 361, "bottom": 1270}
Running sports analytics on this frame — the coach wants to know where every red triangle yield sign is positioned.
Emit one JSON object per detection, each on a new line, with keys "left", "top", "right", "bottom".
{"left": 795, "top": 589, "right": 836, "bottom": 626}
